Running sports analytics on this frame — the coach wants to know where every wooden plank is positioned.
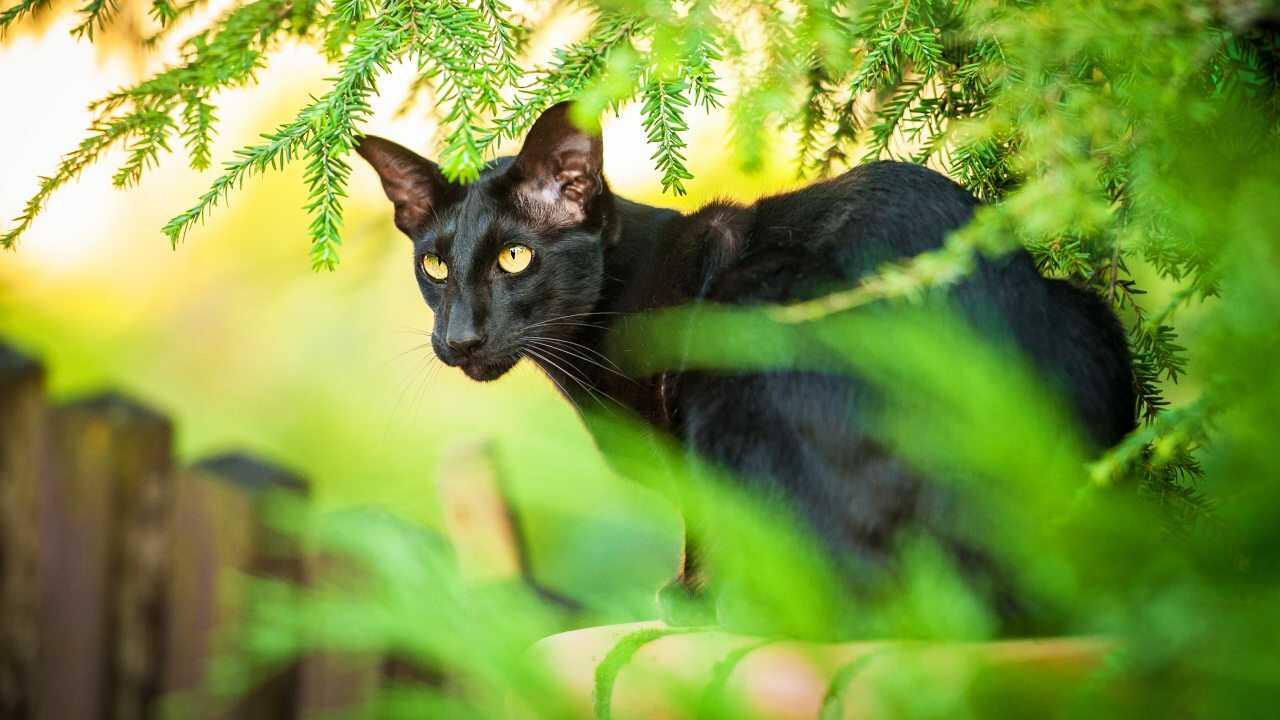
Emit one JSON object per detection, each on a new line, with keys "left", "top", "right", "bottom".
{"left": 0, "top": 343, "right": 46, "bottom": 719}
{"left": 168, "top": 452, "right": 395, "bottom": 719}
{"left": 161, "top": 462, "right": 255, "bottom": 718}
{"left": 294, "top": 540, "right": 385, "bottom": 720}
{"left": 183, "top": 453, "right": 308, "bottom": 720}
{"left": 437, "top": 440, "right": 523, "bottom": 583}
{"left": 295, "top": 647, "right": 384, "bottom": 719}
{"left": 39, "top": 393, "right": 173, "bottom": 720}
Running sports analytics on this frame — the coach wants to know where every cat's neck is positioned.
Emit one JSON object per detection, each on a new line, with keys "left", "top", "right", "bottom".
{"left": 601, "top": 196, "right": 688, "bottom": 310}
{"left": 530, "top": 191, "right": 756, "bottom": 427}
{"left": 531, "top": 194, "right": 695, "bottom": 425}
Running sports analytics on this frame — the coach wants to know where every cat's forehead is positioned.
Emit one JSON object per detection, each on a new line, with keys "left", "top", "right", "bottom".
{"left": 417, "top": 177, "right": 519, "bottom": 258}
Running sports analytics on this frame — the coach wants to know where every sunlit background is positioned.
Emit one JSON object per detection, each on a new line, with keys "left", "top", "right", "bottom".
{"left": 0, "top": 4, "right": 814, "bottom": 611}
{"left": 7, "top": 1, "right": 1279, "bottom": 715}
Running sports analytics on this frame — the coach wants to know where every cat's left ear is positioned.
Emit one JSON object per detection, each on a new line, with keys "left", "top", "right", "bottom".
{"left": 508, "top": 102, "right": 604, "bottom": 228}
{"left": 354, "top": 135, "right": 460, "bottom": 236}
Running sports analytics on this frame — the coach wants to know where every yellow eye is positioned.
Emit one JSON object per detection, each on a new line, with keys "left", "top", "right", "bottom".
{"left": 498, "top": 244, "right": 533, "bottom": 274}
{"left": 420, "top": 253, "right": 448, "bottom": 281}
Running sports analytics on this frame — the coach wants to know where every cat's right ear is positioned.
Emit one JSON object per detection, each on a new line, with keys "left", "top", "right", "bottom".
{"left": 355, "top": 135, "right": 459, "bottom": 236}
{"left": 508, "top": 102, "right": 604, "bottom": 229}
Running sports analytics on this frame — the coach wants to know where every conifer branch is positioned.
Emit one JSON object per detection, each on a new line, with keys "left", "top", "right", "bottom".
{"left": 3, "top": 0, "right": 1274, "bottom": 524}
{"left": 488, "top": 13, "right": 644, "bottom": 147}
{"left": 71, "top": 0, "right": 122, "bottom": 40}
{"left": 640, "top": 76, "right": 692, "bottom": 196}
{"left": 0, "top": 0, "right": 51, "bottom": 34}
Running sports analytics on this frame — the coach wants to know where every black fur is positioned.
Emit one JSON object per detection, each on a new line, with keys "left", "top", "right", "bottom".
{"left": 356, "top": 103, "right": 1136, "bottom": 626}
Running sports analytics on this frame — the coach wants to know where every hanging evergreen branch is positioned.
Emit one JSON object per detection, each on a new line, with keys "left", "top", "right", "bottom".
{"left": 104, "top": 0, "right": 298, "bottom": 120}
{"left": 113, "top": 111, "right": 177, "bottom": 187}
{"left": 149, "top": 0, "right": 178, "bottom": 27}
{"left": 180, "top": 90, "right": 217, "bottom": 171}
{"left": 165, "top": 0, "right": 409, "bottom": 265}
{"left": 488, "top": 12, "right": 645, "bottom": 147}
{"left": 71, "top": 0, "right": 123, "bottom": 39}
{"left": 863, "top": 76, "right": 927, "bottom": 161}
{"left": 683, "top": 17, "right": 725, "bottom": 112}
{"left": 322, "top": 0, "right": 371, "bottom": 59}
{"left": 160, "top": 115, "right": 311, "bottom": 246}
{"left": 406, "top": 0, "right": 499, "bottom": 181}
{"left": 0, "top": 0, "right": 51, "bottom": 34}
{"left": 3, "top": 0, "right": 1277, "bottom": 529}
{"left": 0, "top": 0, "right": 301, "bottom": 251}
{"left": 143, "top": 0, "right": 212, "bottom": 47}
{"left": 640, "top": 75, "right": 693, "bottom": 196}
{"left": 2, "top": 109, "right": 167, "bottom": 248}
{"left": 796, "top": 64, "right": 836, "bottom": 177}
{"left": 302, "top": 4, "right": 409, "bottom": 269}
{"left": 1087, "top": 396, "right": 1214, "bottom": 529}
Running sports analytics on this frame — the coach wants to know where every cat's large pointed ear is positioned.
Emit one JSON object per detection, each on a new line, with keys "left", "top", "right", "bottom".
{"left": 355, "top": 135, "right": 459, "bottom": 236}
{"left": 508, "top": 102, "right": 604, "bottom": 227}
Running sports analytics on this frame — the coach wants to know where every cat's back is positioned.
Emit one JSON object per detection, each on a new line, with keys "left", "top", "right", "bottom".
{"left": 702, "top": 161, "right": 981, "bottom": 305}
{"left": 681, "top": 160, "right": 1135, "bottom": 449}
{"left": 752, "top": 160, "right": 979, "bottom": 243}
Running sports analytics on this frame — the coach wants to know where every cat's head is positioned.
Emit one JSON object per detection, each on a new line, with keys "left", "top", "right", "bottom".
{"left": 356, "top": 103, "right": 612, "bottom": 381}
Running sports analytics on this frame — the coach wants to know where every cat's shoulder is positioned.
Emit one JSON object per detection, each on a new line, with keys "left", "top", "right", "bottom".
{"left": 685, "top": 161, "right": 984, "bottom": 303}
{"left": 668, "top": 200, "right": 755, "bottom": 295}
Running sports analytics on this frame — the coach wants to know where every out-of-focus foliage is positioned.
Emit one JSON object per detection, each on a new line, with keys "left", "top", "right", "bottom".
{"left": 4, "top": 0, "right": 1280, "bottom": 717}
{"left": 4, "top": 0, "right": 1275, "bottom": 507}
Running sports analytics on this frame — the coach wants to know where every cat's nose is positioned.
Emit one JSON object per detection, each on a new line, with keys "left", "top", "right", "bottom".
{"left": 446, "top": 333, "right": 485, "bottom": 356}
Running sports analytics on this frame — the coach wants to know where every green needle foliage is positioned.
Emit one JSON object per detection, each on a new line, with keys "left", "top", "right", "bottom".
{"left": 6, "top": 1, "right": 1280, "bottom": 716}
{"left": 4, "top": 0, "right": 1278, "bottom": 525}
{"left": 5, "top": 0, "right": 1278, "bottom": 519}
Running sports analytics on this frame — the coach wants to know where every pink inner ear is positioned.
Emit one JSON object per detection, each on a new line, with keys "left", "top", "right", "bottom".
{"left": 556, "top": 168, "right": 596, "bottom": 204}
{"left": 513, "top": 154, "right": 601, "bottom": 229}
{"left": 508, "top": 102, "right": 604, "bottom": 228}
{"left": 395, "top": 196, "right": 435, "bottom": 233}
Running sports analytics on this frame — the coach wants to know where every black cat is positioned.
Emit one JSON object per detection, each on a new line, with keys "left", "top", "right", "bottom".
{"left": 356, "top": 102, "right": 1135, "bottom": 629}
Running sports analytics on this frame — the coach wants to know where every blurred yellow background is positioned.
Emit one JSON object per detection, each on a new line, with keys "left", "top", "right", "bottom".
{"left": 0, "top": 7, "right": 803, "bottom": 605}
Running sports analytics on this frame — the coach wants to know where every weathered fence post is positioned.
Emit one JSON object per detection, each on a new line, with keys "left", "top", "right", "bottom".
{"left": 166, "top": 453, "right": 308, "bottom": 719}
{"left": 40, "top": 393, "right": 173, "bottom": 720}
{"left": 438, "top": 440, "right": 524, "bottom": 584}
{"left": 0, "top": 344, "right": 45, "bottom": 719}
{"left": 437, "top": 440, "right": 579, "bottom": 611}
{"left": 294, "top": 546, "right": 385, "bottom": 719}
{"left": 163, "top": 455, "right": 256, "bottom": 717}
{"left": 2, "top": 339, "right": 414, "bottom": 719}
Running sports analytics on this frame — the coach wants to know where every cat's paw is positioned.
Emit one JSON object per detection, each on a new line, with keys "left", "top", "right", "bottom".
{"left": 713, "top": 584, "right": 779, "bottom": 636}
{"left": 657, "top": 579, "right": 716, "bottom": 627}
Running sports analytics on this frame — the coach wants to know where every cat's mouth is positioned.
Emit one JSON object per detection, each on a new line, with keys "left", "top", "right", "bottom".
{"left": 459, "top": 354, "right": 520, "bottom": 382}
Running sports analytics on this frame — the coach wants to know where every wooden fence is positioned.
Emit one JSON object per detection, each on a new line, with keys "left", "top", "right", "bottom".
{"left": 0, "top": 339, "right": 521, "bottom": 719}
{"left": 0, "top": 338, "right": 1118, "bottom": 720}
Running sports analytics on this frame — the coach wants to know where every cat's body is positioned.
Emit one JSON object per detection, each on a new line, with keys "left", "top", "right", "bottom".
{"left": 356, "top": 103, "right": 1135, "bottom": 628}
{"left": 547, "top": 164, "right": 1133, "bottom": 446}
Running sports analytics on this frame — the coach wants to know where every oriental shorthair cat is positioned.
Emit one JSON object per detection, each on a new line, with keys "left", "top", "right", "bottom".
{"left": 355, "top": 102, "right": 1135, "bottom": 629}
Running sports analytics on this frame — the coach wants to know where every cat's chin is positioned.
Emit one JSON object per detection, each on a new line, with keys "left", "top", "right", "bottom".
{"left": 460, "top": 355, "right": 520, "bottom": 382}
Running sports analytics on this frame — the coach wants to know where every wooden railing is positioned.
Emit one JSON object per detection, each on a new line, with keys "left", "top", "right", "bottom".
{"left": 1, "top": 338, "right": 1115, "bottom": 720}
{"left": 0, "top": 340, "right": 499, "bottom": 719}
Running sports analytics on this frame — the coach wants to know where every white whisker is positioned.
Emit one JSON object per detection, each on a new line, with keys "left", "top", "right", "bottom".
{"left": 523, "top": 344, "right": 624, "bottom": 410}
{"left": 523, "top": 310, "right": 625, "bottom": 332}
{"left": 521, "top": 349, "right": 583, "bottom": 416}
{"left": 524, "top": 337, "right": 633, "bottom": 382}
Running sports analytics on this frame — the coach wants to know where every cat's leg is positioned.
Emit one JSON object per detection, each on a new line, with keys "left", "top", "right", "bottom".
{"left": 657, "top": 522, "right": 716, "bottom": 626}
{"left": 676, "top": 369, "right": 1031, "bottom": 635}
{"left": 675, "top": 370, "right": 944, "bottom": 634}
